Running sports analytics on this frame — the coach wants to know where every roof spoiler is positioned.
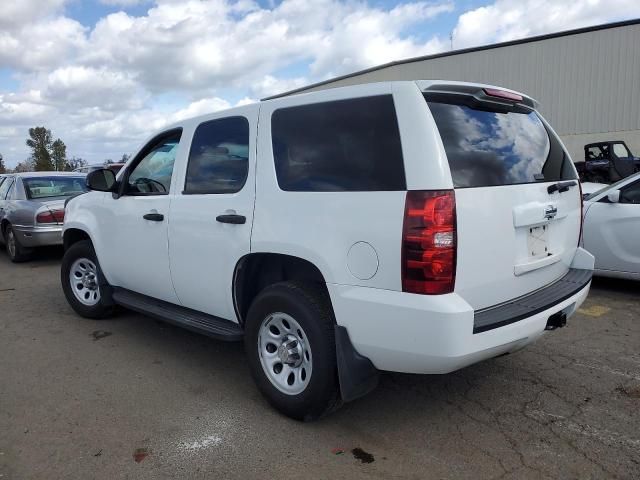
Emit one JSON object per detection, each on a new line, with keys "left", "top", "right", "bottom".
{"left": 423, "top": 84, "right": 537, "bottom": 113}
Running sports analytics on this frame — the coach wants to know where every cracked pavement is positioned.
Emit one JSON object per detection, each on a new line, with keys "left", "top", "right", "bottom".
{"left": 1, "top": 249, "right": 639, "bottom": 479}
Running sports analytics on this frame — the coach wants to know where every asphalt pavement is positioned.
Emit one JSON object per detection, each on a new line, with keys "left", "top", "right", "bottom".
{"left": 1, "top": 248, "right": 639, "bottom": 479}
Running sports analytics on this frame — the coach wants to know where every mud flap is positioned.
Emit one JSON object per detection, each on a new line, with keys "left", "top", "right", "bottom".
{"left": 335, "top": 325, "right": 379, "bottom": 402}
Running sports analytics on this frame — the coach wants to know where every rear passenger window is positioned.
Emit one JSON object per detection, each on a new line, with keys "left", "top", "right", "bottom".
{"left": 184, "top": 117, "right": 250, "bottom": 194}
{"left": 271, "top": 96, "right": 406, "bottom": 192}
{"left": 0, "top": 178, "right": 13, "bottom": 199}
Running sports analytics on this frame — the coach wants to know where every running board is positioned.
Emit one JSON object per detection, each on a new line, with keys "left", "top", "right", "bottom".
{"left": 112, "top": 288, "right": 243, "bottom": 341}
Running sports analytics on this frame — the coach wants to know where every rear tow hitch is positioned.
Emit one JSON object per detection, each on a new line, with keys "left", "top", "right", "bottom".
{"left": 545, "top": 311, "right": 567, "bottom": 330}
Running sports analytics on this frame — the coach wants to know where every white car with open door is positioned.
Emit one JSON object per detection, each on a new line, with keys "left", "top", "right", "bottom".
{"left": 582, "top": 172, "right": 640, "bottom": 280}
{"left": 61, "top": 80, "right": 593, "bottom": 421}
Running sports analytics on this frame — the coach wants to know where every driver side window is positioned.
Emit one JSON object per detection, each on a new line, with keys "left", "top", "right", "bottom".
{"left": 620, "top": 181, "right": 640, "bottom": 204}
{"left": 127, "top": 130, "right": 182, "bottom": 195}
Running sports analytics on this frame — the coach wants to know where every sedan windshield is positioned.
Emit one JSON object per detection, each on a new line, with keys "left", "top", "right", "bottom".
{"left": 584, "top": 172, "right": 640, "bottom": 201}
{"left": 23, "top": 177, "right": 88, "bottom": 199}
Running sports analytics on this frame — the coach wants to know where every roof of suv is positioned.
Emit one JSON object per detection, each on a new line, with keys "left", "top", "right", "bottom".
{"left": 160, "top": 80, "right": 536, "bottom": 134}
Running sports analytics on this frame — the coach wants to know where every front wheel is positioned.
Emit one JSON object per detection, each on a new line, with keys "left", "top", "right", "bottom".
{"left": 244, "top": 282, "right": 342, "bottom": 421}
{"left": 61, "top": 240, "right": 115, "bottom": 319}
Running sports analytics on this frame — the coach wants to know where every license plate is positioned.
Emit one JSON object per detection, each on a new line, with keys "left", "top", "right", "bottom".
{"left": 528, "top": 225, "right": 549, "bottom": 258}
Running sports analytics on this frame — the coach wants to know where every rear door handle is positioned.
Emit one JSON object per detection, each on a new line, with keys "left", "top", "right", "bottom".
{"left": 547, "top": 180, "right": 577, "bottom": 194}
{"left": 216, "top": 214, "right": 246, "bottom": 224}
{"left": 143, "top": 213, "right": 164, "bottom": 222}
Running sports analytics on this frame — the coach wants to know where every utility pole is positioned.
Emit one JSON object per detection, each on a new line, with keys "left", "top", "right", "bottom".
{"left": 450, "top": 30, "right": 454, "bottom": 50}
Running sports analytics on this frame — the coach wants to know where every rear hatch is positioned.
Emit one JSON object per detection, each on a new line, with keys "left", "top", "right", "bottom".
{"left": 424, "top": 85, "right": 581, "bottom": 310}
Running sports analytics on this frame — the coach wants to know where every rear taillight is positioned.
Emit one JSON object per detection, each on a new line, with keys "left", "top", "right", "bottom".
{"left": 36, "top": 209, "right": 65, "bottom": 224}
{"left": 402, "top": 190, "right": 456, "bottom": 295}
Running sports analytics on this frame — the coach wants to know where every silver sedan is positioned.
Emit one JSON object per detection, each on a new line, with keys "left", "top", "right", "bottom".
{"left": 0, "top": 172, "right": 87, "bottom": 262}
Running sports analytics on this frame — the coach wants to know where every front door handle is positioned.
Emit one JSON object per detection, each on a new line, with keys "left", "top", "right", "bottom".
{"left": 216, "top": 214, "right": 246, "bottom": 224}
{"left": 143, "top": 213, "right": 164, "bottom": 222}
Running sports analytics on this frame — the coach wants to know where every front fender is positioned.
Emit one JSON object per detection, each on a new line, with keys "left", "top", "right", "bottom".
{"left": 63, "top": 192, "right": 113, "bottom": 283}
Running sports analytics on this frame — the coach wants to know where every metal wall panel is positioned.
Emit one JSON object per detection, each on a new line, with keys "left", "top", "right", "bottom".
{"left": 292, "top": 23, "right": 640, "bottom": 161}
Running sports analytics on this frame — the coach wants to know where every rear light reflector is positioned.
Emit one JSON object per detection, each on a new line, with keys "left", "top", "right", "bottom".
{"left": 483, "top": 88, "right": 523, "bottom": 102}
{"left": 402, "top": 190, "right": 457, "bottom": 295}
{"left": 36, "top": 209, "right": 65, "bottom": 224}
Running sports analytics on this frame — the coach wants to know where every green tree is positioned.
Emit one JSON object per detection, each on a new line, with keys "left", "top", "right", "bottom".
{"left": 0, "top": 154, "right": 5, "bottom": 174}
{"left": 51, "top": 139, "right": 67, "bottom": 171}
{"left": 26, "top": 127, "right": 54, "bottom": 171}
{"left": 120, "top": 153, "right": 130, "bottom": 163}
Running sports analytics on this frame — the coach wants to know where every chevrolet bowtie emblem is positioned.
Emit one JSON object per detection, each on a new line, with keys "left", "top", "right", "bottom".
{"left": 544, "top": 205, "right": 558, "bottom": 220}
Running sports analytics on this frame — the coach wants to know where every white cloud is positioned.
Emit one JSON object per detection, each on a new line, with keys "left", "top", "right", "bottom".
{"left": 99, "top": 0, "right": 151, "bottom": 6}
{"left": 0, "top": 0, "right": 67, "bottom": 29}
{"left": 0, "top": 17, "right": 87, "bottom": 72}
{"left": 170, "top": 97, "right": 232, "bottom": 122}
{"left": 0, "top": 0, "right": 637, "bottom": 168}
{"left": 42, "top": 66, "right": 144, "bottom": 110}
{"left": 453, "top": 0, "right": 640, "bottom": 48}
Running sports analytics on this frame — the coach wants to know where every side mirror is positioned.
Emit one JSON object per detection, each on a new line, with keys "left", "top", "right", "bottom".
{"left": 86, "top": 169, "right": 117, "bottom": 192}
{"left": 607, "top": 191, "right": 620, "bottom": 203}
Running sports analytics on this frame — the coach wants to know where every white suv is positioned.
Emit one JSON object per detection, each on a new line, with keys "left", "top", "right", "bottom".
{"left": 61, "top": 81, "right": 594, "bottom": 420}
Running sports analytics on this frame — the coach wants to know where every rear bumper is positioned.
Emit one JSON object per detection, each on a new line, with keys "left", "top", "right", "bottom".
{"left": 328, "top": 248, "right": 594, "bottom": 374}
{"left": 13, "top": 225, "right": 63, "bottom": 247}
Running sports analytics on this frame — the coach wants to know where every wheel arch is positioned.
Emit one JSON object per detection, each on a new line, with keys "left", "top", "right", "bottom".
{"left": 0, "top": 218, "right": 10, "bottom": 236}
{"left": 233, "top": 252, "right": 332, "bottom": 326}
{"left": 63, "top": 228, "right": 92, "bottom": 251}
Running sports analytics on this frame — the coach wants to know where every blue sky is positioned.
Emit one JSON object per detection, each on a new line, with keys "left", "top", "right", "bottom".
{"left": 0, "top": 0, "right": 638, "bottom": 168}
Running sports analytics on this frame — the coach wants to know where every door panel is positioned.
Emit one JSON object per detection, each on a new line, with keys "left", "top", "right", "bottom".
{"left": 97, "top": 129, "right": 184, "bottom": 304}
{"left": 584, "top": 200, "right": 640, "bottom": 275}
{"left": 168, "top": 107, "right": 258, "bottom": 321}
{"left": 101, "top": 195, "right": 179, "bottom": 302}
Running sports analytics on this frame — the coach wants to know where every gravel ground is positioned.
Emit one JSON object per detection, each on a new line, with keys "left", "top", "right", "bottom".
{"left": 1, "top": 248, "right": 639, "bottom": 479}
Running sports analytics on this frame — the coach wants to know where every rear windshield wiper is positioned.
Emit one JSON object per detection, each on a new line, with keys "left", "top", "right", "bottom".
{"left": 547, "top": 180, "right": 577, "bottom": 194}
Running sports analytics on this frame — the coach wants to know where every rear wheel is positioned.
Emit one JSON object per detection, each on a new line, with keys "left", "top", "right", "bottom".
{"left": 61, "top": 240, "right": 115, "bottom": 319}
{"left": 244, "top": 282, "right": 341, "bottom": 421}
{"left": 5, "top": 225, "right": 33, "bottom": 263}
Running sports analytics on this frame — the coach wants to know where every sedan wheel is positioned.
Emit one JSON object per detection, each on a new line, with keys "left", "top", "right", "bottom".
{"left": 4, "top": 225, "right": 32, "bottom": 263}
{"left": 6, "top": 229, "right": 16, "bottom": 258}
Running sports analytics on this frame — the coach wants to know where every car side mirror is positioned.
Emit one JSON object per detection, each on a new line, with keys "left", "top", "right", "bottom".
{"left": 86, "top": 169, "right": 117, "bottom": 192}
{"left": 607, "top": 191, "right": 620, "bottom": 203}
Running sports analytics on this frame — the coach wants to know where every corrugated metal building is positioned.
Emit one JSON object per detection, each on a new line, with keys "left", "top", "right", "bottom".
{"left": 268, "top": 19, "right": 640, "bottom": 164}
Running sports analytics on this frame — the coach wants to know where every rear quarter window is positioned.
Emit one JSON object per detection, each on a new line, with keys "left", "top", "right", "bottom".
{"left": 271, "top": 95, "right": 406, "bottom": 192}
{"left": 427, "top": 100, "right": 576, "bottom": 188}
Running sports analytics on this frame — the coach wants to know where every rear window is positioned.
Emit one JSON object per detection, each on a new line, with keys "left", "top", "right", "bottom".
{"left": 271, "top": 95, "right": 406, "bottom": 192}
{"left": 23, "top": 177, "right": 88, "bottom": 199}
{"left": 427, "top": 100, "right": 576, "bottom": 188}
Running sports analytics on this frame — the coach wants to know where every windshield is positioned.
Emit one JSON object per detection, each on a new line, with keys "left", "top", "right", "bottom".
{"left": 427, "top": 99, "right": 577, "bottom": 188}
{"left": 23, "top": 177, "right": 88, "bottom": 199}
{"left": 584, "top": 172, "right": 640, "bottom": 201}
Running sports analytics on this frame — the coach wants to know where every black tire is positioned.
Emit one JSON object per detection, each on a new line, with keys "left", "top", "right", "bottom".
{"left": 244, "top": 281, "right": 342, "bottom": 421}
{"left": 4, "top": 224, "right": 33, "bottom": 263}
{"left": 61, "top": 240, "right": 115, "bottom": 319}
